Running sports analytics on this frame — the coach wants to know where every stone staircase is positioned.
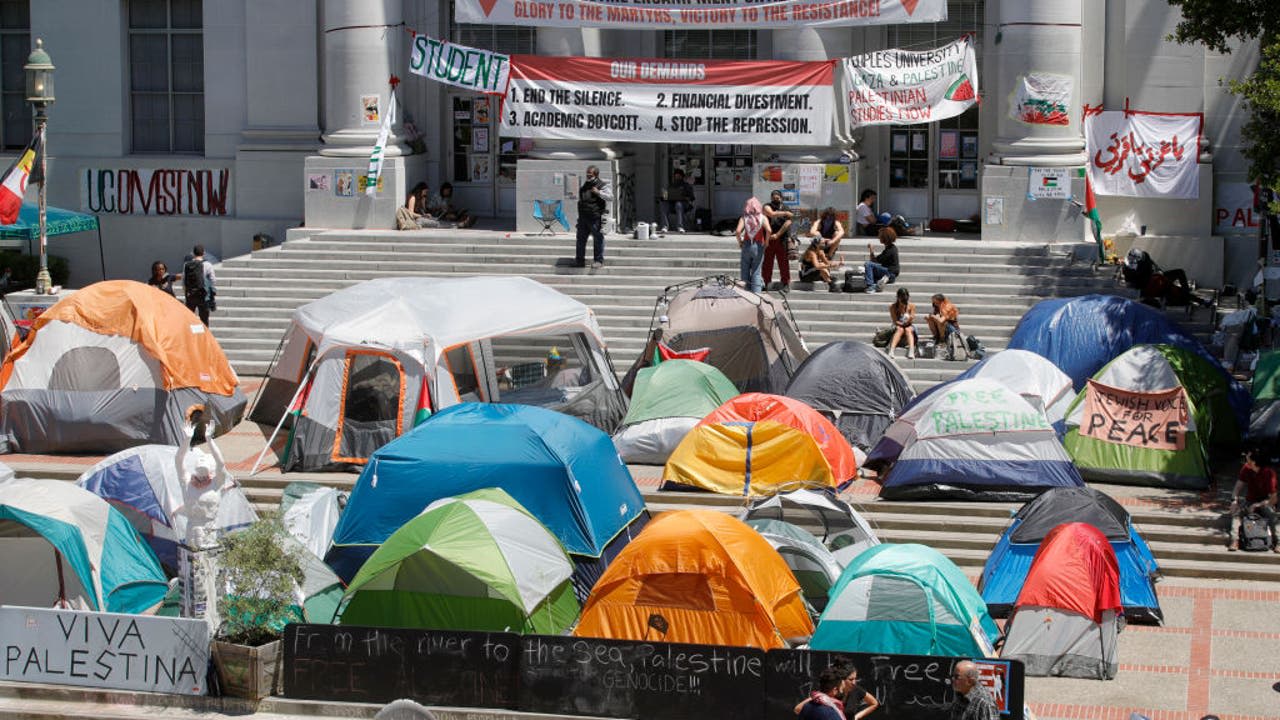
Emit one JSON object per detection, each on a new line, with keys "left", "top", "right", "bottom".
{"left": 207, "top": 229, "right": 1215, "bottom": 392}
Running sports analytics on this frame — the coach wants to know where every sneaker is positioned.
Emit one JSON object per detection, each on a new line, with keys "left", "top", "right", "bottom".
{"left": 865, "top": 285, "right": 878, "bottom": 293}
{"left": 675, "top": 227, "right": 685, "bottom": 233}
{"left": 779, "top": 284, "right": 790, "bottom": 294}
{"left": 1228, "top": 542, "right": 1239, "bottom": 551}
{"left": 591, "top": 260, "right": 604, "bottom": 269}
{"left": 875, "top": 275, "right": 890, "bottom": 291}
{"left": 657, "top": 226, "right": 668, "bottom": 233}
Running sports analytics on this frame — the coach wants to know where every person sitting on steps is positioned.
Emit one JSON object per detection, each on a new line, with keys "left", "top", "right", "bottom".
{"left": 661, "top": 169, "right": 696, "bottom": 233}
{"left": 805, "top": 206, "right": 845, "bottom": 258}
{"left": 427, "top": 182, "right": 476, "bottom": 228}
{"left": 798, "top": 237, "right": 843, "bottom": 293}
{"left": 887, "top": 287, "right": 918, "bottom": 360}
{"left": 927, "top": 293, "right": 960, "bottom": 344}
{"left": 1229, "top": 445, "right": 1278, "bottom": 552}
{"left": 864, "top": 227, "right": 900, "bottom": 293}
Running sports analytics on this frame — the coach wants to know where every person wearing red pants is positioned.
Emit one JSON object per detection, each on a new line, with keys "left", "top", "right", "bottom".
{"left": 762, "top": 190, "right": 794, "bottom": 292}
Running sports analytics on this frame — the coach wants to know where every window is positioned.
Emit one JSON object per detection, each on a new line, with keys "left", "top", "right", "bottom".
{"left": 49, "top": 347, "right": 121, "bottom": 391}
{"left": 444, "top": 344, "right": 482, "bottom": 401}
{"left": 938, "top": 108, "right": 979, "bottom": 189}
{"left": 663, "top": 30, "right": 756, "bottom": 60}
{"left": 0, "top": 0, "right": 30, "bottom": 150}
{"left": 129, "top": 0, "right": 203, "bottom": 153}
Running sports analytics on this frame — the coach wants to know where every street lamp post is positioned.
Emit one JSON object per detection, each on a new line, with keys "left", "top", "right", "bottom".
{"left": 24, "top": 38, "right": 54, "bottom": 294}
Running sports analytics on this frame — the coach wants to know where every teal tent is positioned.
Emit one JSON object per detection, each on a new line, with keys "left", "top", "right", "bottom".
{"left": 0, "top": 202, "right": 105, "bottom": 280}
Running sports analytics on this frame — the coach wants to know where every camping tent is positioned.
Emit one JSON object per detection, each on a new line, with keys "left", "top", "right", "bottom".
{"left": 784, "top": 341, "right": 915, "bottom": 453}
{"left": 0, "top": 280, "right": 245, "bottom": 453}
{"left": 612, "top": 359, "right": 739, "bottom": 464}
{"left": 327, "top": 403, "right": 647, "bottom": 597}
{"left": 338, "top": 488, "right": 579, "bottom": 634}
{"left": 741, "top": 489, "right": 880, "bottom": 566}
{"left": 1005, "top": 294, "right": 1249, "bottom": 426}
{"left": 957, "top": 350, "right": 1075, "bottom": 431}
{"left": 574, "top": 509, "right": 813, "bottom": 649}
{"left": 745, "top": 518, "right": 843, "bottom": 612}
{"left": 1001, "top": 522, "right": 1123, "bottom": 679}
{"left": 281, "top": 481, "right": 345, "bottom": 559}
{"left": 876, "top": 378, "right": 1084, "bottom": 501}
{"left": 663, "top": 393, "right": 858, "bottom": 497}
{"left": 76, "top": 444, "right": 258, "bottom": 573}
{"left": 0, "top": 477, "right": 168, "bottom": 613}
{"left": 1062, "top": 345, "right": 1213, "bottom": 489}
{"left": 980, "top": 486, "right": 1162, "bottom": 624}
{"left": 623, "top": 278, "right": 808, "bottom": 395}
{"left": 811, "top": 543, "right": 1000, "bottom": 657}
{"left": 1251, "top": 350, "right": 1280, "bottom": 443}
{"left": 249, "top": 276, "right": 625, "bottom": 472}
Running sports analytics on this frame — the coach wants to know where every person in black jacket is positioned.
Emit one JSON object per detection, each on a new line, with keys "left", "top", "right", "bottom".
{"left": 575, "top": 165, "right": 612, "bottom": 268}
{"left": 864, "top": 227, "right": 900, "bottom": 293}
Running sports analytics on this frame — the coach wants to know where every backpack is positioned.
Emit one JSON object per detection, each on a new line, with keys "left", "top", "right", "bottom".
{"left": 872, "top": 327, "right": 894, "bottom": 348}
{"left": 183, "top": 259, "right": 206, "bottom": 303}
{"left": 841, "top": 266, "right": 866, "bottom": 293}
{"left": 943, "top": 328, "right": 966, "bottom": 361}
{"left": 1240, "top": 513, "right": 1272, "bottom": 551}
{"left": 964, "top": 334, "right": 987, "bottom": 360}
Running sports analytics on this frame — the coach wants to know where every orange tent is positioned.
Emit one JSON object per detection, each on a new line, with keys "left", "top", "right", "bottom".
{"left": 663, "top": 393, "right": 858, "bottom": 496}
{"left": 574, "top": 509, "right": 813, "bottom": 649}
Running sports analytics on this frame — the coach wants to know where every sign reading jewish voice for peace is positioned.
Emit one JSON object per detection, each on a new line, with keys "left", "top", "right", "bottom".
{"left": 500, "top": 56, "right": 834, "bottom": 145}
{"left": 1080, "top": 380, "right": 1188, "bottom": 451}
{"left": 408, "top": 33, "right": 509, "bottom": 94}
{"left": 841, "top": 36, "right": 978, "bottom": 127}
{"left": 1085, "top": 109, "right": 1202, "bottom": 199}
{"left": 457, "top": 0, "right": 946, "bottom": 29}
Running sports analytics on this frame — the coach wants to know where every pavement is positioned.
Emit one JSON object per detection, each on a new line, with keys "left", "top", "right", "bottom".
{"left": 4, "top": 377, "right": 1280, "bottom": 719}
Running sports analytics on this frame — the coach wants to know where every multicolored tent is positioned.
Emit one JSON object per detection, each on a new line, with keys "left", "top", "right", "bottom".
{"left": 1250, "top": 349, "right": 1280, "bottom": 443}
{"left": 745, "top": 518, "right": 842, "bottom": 612}
{"left": 812, "top": 543, "right": 999, "bottom": 657}
{"left": 876, "top": 378, "right": 1084, "bottom": 501}
{"left": 612, "top": 359, "right": 739, "bottom": 464}
{"left": 957, "top": 349, "right": 1075, "bottom": 432}
{"left": 0, "top": 280, "right": 245, "bottom": 453}
{"left": 1001, "top": 523, "right": 1123, "bottom": 679}
{"left": 784, "top": 340, "right": 915, "bottom": 454}
{"left": 742, "top": 488, "right": 880, "bottom": 566}
{"left": 574, "top": 509, "right": 813, "bottom": 649}
{"left": 338, "top": 488, "right": 579, "bottom": 634}
{"left": 1063, "top": 345, "right": 1213, "bottom": 489}
{"left": 663, "top": 393, "right": 858, "bottom": 497}
{"left": 980, "top": 487, "right": 1162, "bottom": 624}
{"left": 0, "top": 477, "right": 168, "bottom": 614}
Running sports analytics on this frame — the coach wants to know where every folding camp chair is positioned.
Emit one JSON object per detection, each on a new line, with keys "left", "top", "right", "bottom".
{"left": 533, "top": 199, "right": 570, "bottom": 235}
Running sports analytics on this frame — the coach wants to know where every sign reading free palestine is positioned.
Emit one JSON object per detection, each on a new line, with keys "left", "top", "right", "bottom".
{"left": 409, "top": 33, "right": 509, "bottom": 94}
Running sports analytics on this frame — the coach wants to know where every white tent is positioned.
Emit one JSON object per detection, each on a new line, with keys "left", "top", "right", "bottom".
{"left": 249, "top": 277, "right": 626, "bottom": 472}
{"left": 964, "top": 350, "right": 1075, "bottom": 428}
{"left": 281, "top": 481, "right": 345, "bottom": 559}
{"left": 742, "top": 489, "right": 880, "bottom": 566}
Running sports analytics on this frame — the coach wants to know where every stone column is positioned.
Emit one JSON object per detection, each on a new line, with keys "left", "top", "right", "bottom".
{"left": 767, "top": 27, "right": 852, "bottom": 164}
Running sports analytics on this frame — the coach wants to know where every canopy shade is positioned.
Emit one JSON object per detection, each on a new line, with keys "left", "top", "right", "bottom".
{"left": 0, "top": 202, "right": 99, "bottom": 240}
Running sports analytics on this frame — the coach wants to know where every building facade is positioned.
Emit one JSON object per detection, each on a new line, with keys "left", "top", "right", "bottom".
{"left": 17, "top": 1, "right": 1260, "bottom": 288}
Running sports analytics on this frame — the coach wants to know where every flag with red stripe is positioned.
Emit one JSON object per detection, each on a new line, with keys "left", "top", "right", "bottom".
{"left": 0, "top": 131, "right": 41, "bottom": 225}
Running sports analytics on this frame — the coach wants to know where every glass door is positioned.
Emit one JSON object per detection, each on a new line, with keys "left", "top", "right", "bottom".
{"left": 662, "top": 144, "right": 754, "bottom": 230}
{"left": 448, "top": 93, "right": 528, "bottom": 218}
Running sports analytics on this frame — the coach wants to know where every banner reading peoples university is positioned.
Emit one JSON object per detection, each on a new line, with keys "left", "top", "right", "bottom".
{"left": 457, "top": 0, "right": 946, "bottom": 28}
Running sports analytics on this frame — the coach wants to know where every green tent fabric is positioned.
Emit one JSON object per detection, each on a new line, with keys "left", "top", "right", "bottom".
{"left": 1147, "top": 344, "right": 1238, "bottom": 447}
{"left": 0, "top": 202, "right": 99, "bottom": 239}
{"left": 1254, "top": 350, "right": 1280, "bottom": 403}
{"left": 622, "top": 359, "right": 739, "bottom": 426}
{"left": 338, "top": 487, "right": 579, "bottom": 634}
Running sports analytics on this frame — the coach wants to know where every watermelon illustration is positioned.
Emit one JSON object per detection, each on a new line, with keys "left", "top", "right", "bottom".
{"left": 946, "top": 74, "right": 976, "bottom": 102}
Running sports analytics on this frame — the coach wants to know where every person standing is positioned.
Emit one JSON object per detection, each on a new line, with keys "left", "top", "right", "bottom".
{"left": 864, "top": 228, "right": 900, "bottom": 293}
{"left": 662, "top": 169, "right": 696, "bottom": 233}
{"left": 735, "top": 197, "right": 769, "bottom": 293}
{"left": 794, "top": 666, "right": 849, "bottom": 720}
{"left": 183, "top": 244, "right": 216, "bottom": 326}
{"left": 575, "top": 165, "right": 612, "bottom": 269}
{"left": 1228, "top": 445, "right": 1278, "bottom": 552}
{"left": 949, "top": 661, "right": 999, "bottom": 720}
{"left": 763, "top": 190, "right": 795, "bottom": 291}
{"left": 147, "top": 261, "right": 178, "bottom": 296}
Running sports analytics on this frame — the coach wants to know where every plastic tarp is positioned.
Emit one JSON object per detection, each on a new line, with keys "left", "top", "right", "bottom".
{"left": 612, "top": 360, "right": 739, "bottom": 464}
{"left": 574, "top": 509, "right": 813, "bottom": 649}
{"left": 742, "top": 488, "right": 881, "bottom": 566}
{"left": 1250, "top": 350, "right": 1280, "bottom": 442}
{"left": 0, "top": 201, "right": 99, "bottom": 239}
{"left": 784, "top": 341, "right": 915, "bottom": 452}
{"left": 327, "top": 403, "right": 646, "bottom": 587}
{"left": 280, "top": 481, "right": 344, "bottom": 559}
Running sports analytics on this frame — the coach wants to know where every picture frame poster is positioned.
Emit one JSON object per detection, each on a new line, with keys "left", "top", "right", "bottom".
{"left": 473, "top": 127, "right": 489, "bottom": 153}
{"left": 939, "top": 130, "right": 959, "bottom": 159}
{"left": 334, "top": 170, "right": 355, "bottom": 197}
{"left": 961, "top": 134, "right": 979, "bottom": 158}
{"left": 891, "top": 132, "right": 908, "bottom": 155}
{"left": 361, "top": 95, "right": 380, "bottom": 126}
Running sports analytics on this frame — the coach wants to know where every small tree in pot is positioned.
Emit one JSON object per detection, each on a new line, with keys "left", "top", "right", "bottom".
{"left": 213, "top": 518, "right": 305, "bottom": 699}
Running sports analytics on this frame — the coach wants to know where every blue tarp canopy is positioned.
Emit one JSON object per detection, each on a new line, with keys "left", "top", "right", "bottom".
{"left": 0, "top": 202, "right": 99, "bottom": 240}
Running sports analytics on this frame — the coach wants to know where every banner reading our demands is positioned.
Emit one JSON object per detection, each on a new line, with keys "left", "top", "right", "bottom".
{"left": 1079, "top": 380, "right": 1189, "bottom": 451}
{"left": 840, "top": 36, "right": 978, "bottom": 128}
{"left": 500, "top": 56, "right": 835, "bottom": 145}
{"left": 457, "top": 0, "right": 946, "bottom": 28}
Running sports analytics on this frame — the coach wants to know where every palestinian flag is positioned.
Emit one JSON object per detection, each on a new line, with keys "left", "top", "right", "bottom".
{"left": 413, "top": 375, "right": 432, "bottom": 427}
{"left": 1084, "top": 175, "right": 1104, "bottom": 262}
{"left": 945, "top": 74, "right": 976, "bottom": 103}
{"left": 0, "top": 130, "right": 41, "bottom": 225}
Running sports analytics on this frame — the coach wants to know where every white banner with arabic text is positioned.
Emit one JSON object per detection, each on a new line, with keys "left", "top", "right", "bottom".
{"left": 457, "top": 0, "right": 946, "bottom": 29}
{"left": 840, "top": 36, "right": 978, "bottom": 129}
{"left": 1086, "top": 110, "right": 1201, "bottom": 199}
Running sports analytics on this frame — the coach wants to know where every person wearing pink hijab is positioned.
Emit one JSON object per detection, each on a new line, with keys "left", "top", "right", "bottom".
{"left": 735, "top": 197, "right": 769, "bottom": 292}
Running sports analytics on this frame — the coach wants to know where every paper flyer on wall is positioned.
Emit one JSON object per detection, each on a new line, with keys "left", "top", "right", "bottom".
{"left": 455, "top": 0, "right": 947, "bottom": 29}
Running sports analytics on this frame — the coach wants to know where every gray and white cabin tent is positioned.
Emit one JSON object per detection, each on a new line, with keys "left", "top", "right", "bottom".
{"left": 250, "top": 277, "right": 625, "bottom": 472}
{"left": 742, "top": 488, "right": 880, "bottom": 566}
{"left": 784, "top": 341, "right": 914, "bottom": 455}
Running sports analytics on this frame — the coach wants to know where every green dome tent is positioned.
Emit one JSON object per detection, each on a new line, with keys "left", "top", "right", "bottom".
{"left": 612, "top": 359, "right": 740, "bottom": 464}
{"left": 1250, "top": 350, "right": 1280, "bottom": 443}
{"left": 337, "top": 488, "right": 580, "bottom": 634}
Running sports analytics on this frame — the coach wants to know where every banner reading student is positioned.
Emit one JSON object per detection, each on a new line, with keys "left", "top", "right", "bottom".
{"left": 501, "top": 55, "right": 835, "bottom": 146}
{"left": 840, "top": 36, "right": 978, "bottom": 129}
{"left": 408, "top": 33, "right": 509, "bottom": 94}
{"left": 456, "top": 0, "right": 947, "bottom": 29}
{"left": 1079, "top": 380, "right": 1189, "bottom": 451}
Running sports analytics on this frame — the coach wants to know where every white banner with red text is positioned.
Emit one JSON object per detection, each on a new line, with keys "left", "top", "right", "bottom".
{"left": 1085, "top": 110, "right": 1202, "bottom": 199}
{"left": 500, "top": 56, "right": 835, "bottom": 145}
{"left": 457, "top": 0, "right": 946, "bottom": 29}
{"left": 839, "top": 36, "right": 978, "bottom": 129}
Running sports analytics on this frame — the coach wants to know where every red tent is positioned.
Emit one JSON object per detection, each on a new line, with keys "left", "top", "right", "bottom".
{"left": 1016, "top": 522, "right": 1121, "bottom": 622}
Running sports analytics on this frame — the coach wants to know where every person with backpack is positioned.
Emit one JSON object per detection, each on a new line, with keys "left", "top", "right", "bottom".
{"left": 1228, "top": 445, "right": 1278, "bottom": 552}
{"left": 735, "top": 197, "right": 770, "bottom": 292}
{"left": 183, "top": 244, "right": 216, "bottom": 326}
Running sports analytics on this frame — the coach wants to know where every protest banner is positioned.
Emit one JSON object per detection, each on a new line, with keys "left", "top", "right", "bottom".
{"left": 501, "top": 56, "right": 834, "bottom": 145}
{"left": 1009, "top": 73, "right": 1072, "bottom": 126}
{"left": 456, "top": 0, "right": 946, "bottom": 29}
{"left": 840, "top": 36, "right": 978, "bottom": 128}
{"left": 1028, "top": 167, "right": 1071, "bottom": 200}
{"left": 1079, "top": 380, "right": 1188, "bottom": 451}
{"left": 408, "top": 33, "right": 509, "bottom": 94}
{"left": 1214, "top": 182, "right": 1261, "bottom": 235}
{"left": 1086, "top": 109, "right": 1202, "bottom": 199}
{"left": 0, "top": 606, "right": 209, "bottom": 695}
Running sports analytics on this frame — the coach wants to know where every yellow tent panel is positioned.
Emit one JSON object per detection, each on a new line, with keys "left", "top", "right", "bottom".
{"left": 664, "top": 420, "right": 836, "bottom": 496}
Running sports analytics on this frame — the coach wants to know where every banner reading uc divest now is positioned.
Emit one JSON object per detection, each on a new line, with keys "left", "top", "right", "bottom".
{"left": 500, "top": 56, "right": 835, "bottom": 145}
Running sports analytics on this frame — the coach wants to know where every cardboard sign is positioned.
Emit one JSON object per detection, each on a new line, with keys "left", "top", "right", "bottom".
{"left": 1080, "top": 380, "right": 1189, "bottom": 451}
{"left": 841, "top": 36, "right": 978, "bottom": 128}
{"left": 501, "top": 55, "right": 834, "bottom": 145}
{"left": 456, "top": 0, "right": 947, "bottom": 29}
{"left": 0, "top": 606, "right": 209, "bottom": 695}
{"left": 1086, "top": 110, "right": 1202, "bottom": 199}
{"left": 1029, "top": 167, "right": 1071, "bottom": 200}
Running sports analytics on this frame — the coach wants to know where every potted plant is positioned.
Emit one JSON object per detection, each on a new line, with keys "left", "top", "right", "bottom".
{"left": 212, "top": 518, "right": 305, "bottom": 700}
